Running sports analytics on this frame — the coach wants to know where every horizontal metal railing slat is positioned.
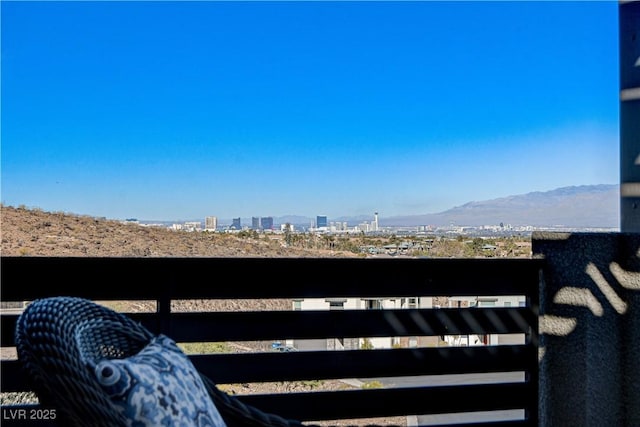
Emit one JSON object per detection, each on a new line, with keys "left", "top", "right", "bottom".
{"left": 0, "top": 408, "right": 535, "bottom": 427}
{"left": 193, "top": 346, "right": 535, "bottom": 384}
{"left": 419, "top": 422, "right": 532, "bottom": 427}
{"left": 1, "top": 257, "right": 542, "bottom": 300}
{"left": 1, "top": 360, "right": 28, "bottom": 393}
{"left": 2, "top": 307, "right": 533, "bottom": 347}
{"left": 2, "top": 346, "right": 534, "bottom": 392}
{"left": 1, "top": 314, "right": 19, "bottom": 348}
{"left": 236, "top": 383, "right": 533, "bottom": 421}
{"left": 168, "top": 308, "right": 534, "bottom": 342}
{"left": 0, "top": 387, "right": 536, "bottom": 427}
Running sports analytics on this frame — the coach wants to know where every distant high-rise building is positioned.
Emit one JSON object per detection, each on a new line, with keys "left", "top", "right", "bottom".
{"left": 205, "top": 216, "right": 218, "bottom": 231}
{"left": 184, "top": 221, "right": 201, "bottom": 232}
{"left": 374, "top": 212, "right": 379, "bottom": 231}
{"left": 281, "top": 223, "right": 294, "bottom": 232}
{"left": 231, "top": 217, "right": 241, "bottom": 230}
{"left": 317, "top": 215, "right": 328, "bottom": 228}
{"left": 261, "top": 216, "right": 274, "bottom": 230}
{"left": 252, "top": 217, "right": 260, "bottom": 230}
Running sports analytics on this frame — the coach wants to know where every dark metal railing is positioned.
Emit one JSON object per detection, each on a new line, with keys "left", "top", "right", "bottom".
{"left": 1, "top": 256, "right": 541, "bottom": 426}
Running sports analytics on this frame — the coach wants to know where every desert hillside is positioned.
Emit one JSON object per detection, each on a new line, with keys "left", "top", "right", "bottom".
{"left": 0, "top": 205, "right": 358, "bottom": 316}
{"left": 0, "top": 205, "right": 357, "bottom": 258}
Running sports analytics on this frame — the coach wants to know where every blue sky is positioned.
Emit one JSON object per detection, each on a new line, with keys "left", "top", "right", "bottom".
{"left": 1, "top": 1, "right": 620, "bottom": 221}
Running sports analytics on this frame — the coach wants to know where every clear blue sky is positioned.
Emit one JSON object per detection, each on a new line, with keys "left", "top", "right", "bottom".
{"left": 1, "top": 1, "right": 620, "bottom": 221}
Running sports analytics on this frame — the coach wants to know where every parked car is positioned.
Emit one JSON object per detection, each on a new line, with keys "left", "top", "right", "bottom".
{"left": 271, "top": 342, "right": 298, "bottom": 352}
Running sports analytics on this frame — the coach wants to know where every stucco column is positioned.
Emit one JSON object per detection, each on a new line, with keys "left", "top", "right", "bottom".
{"left": 533, "top": 232, "right": 640, "bottom": 426}
{"left": 620, "top": 0, "right": 640, "bottom": 232}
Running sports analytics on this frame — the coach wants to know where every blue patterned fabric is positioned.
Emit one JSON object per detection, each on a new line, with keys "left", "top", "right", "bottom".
{"left": 93, "top": 334, "right": 227, "bottom": 427}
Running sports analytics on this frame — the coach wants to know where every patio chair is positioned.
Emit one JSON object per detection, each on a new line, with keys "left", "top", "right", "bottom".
{"left": 15, "top": 296, "right": 306, "bottom": 427}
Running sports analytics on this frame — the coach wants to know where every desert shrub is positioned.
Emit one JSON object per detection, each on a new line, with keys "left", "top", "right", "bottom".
{"left": 178, "top": 341, "right": 232, "bottom": 354}
{"left": 361, "top": 380, "right": 383, "bottom": 389}
{"left": 301, "top": 380, "right": 323, "bottom": 389}
{"left": 360, "top": 338, "right": 374, "bottom": 350}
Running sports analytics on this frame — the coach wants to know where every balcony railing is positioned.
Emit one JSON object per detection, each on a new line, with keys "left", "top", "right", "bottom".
{"left": 1, "top": 256, "right": 541, "bottom": 426}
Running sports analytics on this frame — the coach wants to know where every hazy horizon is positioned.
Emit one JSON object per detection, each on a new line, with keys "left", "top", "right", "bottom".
{"left": 4, "top": 183, "right": 617, "bottom": 228}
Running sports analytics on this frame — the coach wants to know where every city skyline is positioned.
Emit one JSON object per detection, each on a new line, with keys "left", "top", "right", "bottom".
{"left": 1, "top": 1, "right": 620, "bottom": 220}
{"left": 132, "top": 183, "right": 618, "bottom": 231}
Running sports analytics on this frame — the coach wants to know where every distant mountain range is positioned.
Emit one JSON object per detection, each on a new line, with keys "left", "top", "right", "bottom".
{"left": 378, "top": 184, "right": 619, "bottom": 228}
{"left": 149, "top": 184, "right": 619, "bottom": 229}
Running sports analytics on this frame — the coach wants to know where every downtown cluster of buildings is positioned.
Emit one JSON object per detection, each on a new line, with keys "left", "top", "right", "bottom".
{"left": 166, "top": 212, "right": 382, "bottom": 234}
{"left": 138, "top": 212, "right": 599, "bottom": 237}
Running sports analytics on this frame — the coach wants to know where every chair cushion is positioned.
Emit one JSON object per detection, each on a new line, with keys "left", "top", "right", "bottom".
{"left": 93, "top": 334, "right": 226, "bottom": 427}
